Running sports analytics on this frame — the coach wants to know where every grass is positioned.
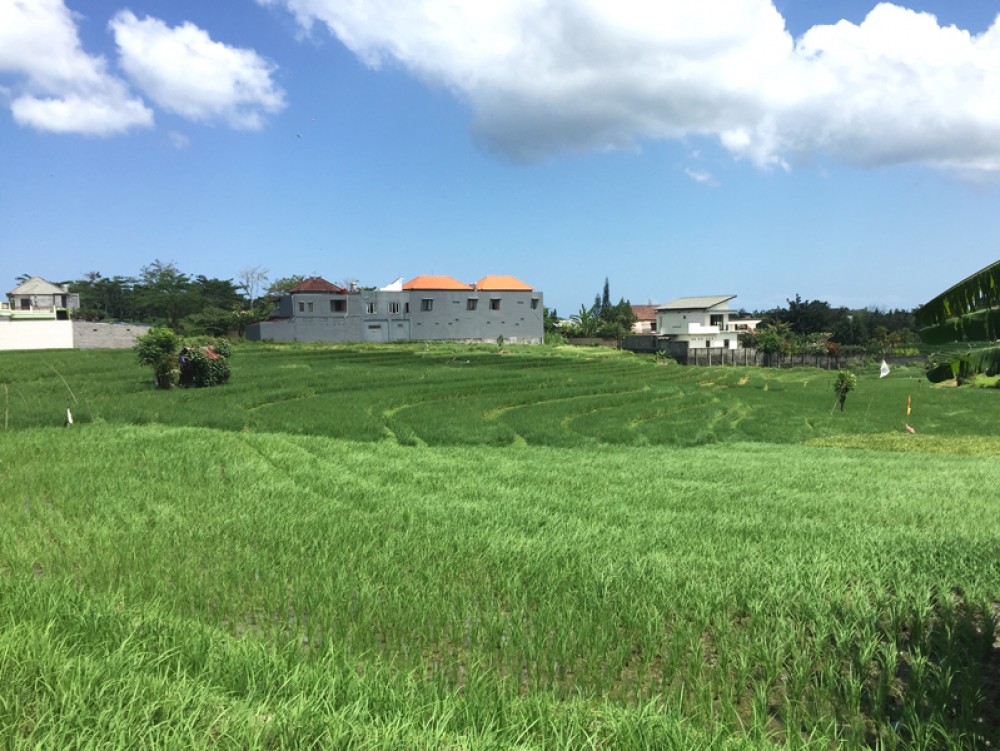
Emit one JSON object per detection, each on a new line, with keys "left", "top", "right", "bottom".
{"left": 1, "top": 342, "right": 999, "bottom": 748}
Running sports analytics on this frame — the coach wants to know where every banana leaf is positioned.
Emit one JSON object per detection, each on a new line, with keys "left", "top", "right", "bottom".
{"left": 925, "top": 361, "right": 956, "bottom": 383}
{"left": 970, "top": 345, "right": 1000, "bottom": 377}
{"left": 918, "top": 318, "right": 962, "bottom": 345}
{"left": 914, "top": 259, "right": 1000, "bottom": 327}
{"left": 924, "top": 346, "right": 1000, "bottom": 383}
{"left": 960, "top": 309, "right": 993, "bottom": 341}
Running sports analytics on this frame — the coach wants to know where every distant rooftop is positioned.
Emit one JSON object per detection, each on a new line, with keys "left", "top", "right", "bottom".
{"left": 403, "top": 275, "right": 474, "bottom": 291}
{"left": 476, "top": 275, "right": 534, "bottom": 291}
{"left": 631, "top": 304, "right": 658, "bottom": 321}
{"left": 656, "top": 295, "right": 736, "bottom": 311}
{"left": 8, "top": 276, "right": 66, "bottom": 297}
{"left": 287, "top": 277, "right": 347, "bottom": 294}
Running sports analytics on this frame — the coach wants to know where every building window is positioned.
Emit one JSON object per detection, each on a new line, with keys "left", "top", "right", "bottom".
{"left": 531, "top": 298, "right": 539, "bottom": 309}
{"left": 710, "top": 314, "right": 724, "bottom": 327}
{"left": 307, "top": 302, "right": 314, "bottom": 312}
{"left": 421, "top": 299, "right": 433, "bottom": 312}
{"left": 467, "top": 298, "right": 478, "bottom": 311}
{"left": 365, "top": 301, "right": 377, "bottom": 314}
{"left": 389, "top": 302, "right": 400, "bottom": 314}
{"left": 298, "top": 301, "right": 305, "bottom": 313}
{"left": 490, "top": 298, "right": 501, "bottom": 311}
{"left": 330, "top": 299, "right": 346, "bottom": 313}
{"left": 405, "top": 302, "right": 410, "bottom": 313}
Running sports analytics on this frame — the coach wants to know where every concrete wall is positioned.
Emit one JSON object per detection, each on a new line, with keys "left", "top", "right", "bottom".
{"left": 0, "top": 319, "right": 74, "bottom": 350}
{"left": 73, "top": 321, "right": 153, "bottom": 349}
{"left": 248, "top": 289, "right": 544, "bottom": 344}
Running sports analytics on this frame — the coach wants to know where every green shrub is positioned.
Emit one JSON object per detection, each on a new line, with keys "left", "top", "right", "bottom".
{"left": 833, "top": 370, "right": 857, "bottom": 411}
{"left": 135, "top": 327, "right": 180, "bottom": 389}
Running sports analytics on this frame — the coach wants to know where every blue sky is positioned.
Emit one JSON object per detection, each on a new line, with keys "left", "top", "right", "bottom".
{"left": 2, "top": 0, "right": 999, "bottom": 316}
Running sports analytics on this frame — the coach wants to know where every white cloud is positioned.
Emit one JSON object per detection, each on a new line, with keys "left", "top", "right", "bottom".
{"left": 260, "top": 0, "right": 1000, "bottom": 175}
{"left": 111, "top": 11, "right": 286, "bottom": 130}
{"left": 168, "top": 130, "right": 190, "bottom": 149}
{"left": 684, "top": 167, "right": 718, "bottom": 187}
{"left": 0, "top": 0, "right": 152, "bottom": 134}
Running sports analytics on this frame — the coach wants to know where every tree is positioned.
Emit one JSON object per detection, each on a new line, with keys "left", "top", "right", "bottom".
{"left": 192, "top": 275, "right": 243, "bottom": 311}
{"left": 266, "top": 275, "right": 307, "bottom": 295}
{"left": 833, "top": 371, "right": 857, "bottom": 411}
{"left": 752, "top": 321, "right": 791, "bottom": 366}
{"left": 135, "top": 327, "right": 180, "bottom": 389}
{"left": 543, "top": 307, "right": 561, "bottom": 334}
{"left": 135, "top": 260, "right": 200, "bottom": 330}
{"left": 70, "top": 274, "right": 137, "bottom": 321}
{"left": 570, "top": 304, "right": 599, "bottom": 337}
{"left": 236, "top": 266, "right": 269, "bottom": 308}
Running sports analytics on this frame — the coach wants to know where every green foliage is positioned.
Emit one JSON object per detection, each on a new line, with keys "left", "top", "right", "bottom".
{"left": 179, "top": 340, "right": 232, "bottom": 388}
{"left": 917, "top": 261, "right": 1000, "bottom": 383}
{"left": 3, "top": 415, "right": 1000, "bottom": 748}
{"left": 832, "top": 369, "right": 858, "bottom": 411}
{"left": 68, "top": 262, "right": 251, "bottom": 330}
{"left": 266, "top": 274, "right": 308, "bottom": 295}
{"left": 134, "top": 326, "right": 180, "bottom": 389}
{"left": 566, "top": 279, "right": 636, "bottom": 340}
{"left": 186, "top": 347, "right": 231, "bottom": 387}
{"left": 914, "top": 258, "right": 1000, "bottom": 326}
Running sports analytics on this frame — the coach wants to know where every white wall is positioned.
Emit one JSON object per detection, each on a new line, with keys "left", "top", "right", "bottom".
{"left": 0, "top": 320, "right": 74, "bottom": 351}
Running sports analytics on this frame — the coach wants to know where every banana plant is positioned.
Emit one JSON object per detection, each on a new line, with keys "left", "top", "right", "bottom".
{"left": 916, "top": 260, "right": 1000, "bottom": 383}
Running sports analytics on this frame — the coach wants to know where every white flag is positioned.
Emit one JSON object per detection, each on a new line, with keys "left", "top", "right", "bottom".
{"left": 879, "top": 359, "right": 890, "bottom": 378}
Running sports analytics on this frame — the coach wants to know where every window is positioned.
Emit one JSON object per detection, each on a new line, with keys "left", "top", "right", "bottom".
{"left": 365, "top": 301, "right": 377, "bottom": 314}
{"left": 421, "top": 299, "right": 433, "bottom": 312}
{"left": 388, "top": 302, "right": 400, "bottom": 314}
{"left": 405, "top": 302, "right": 410, "bottom": 313}
{"left": 307, "top": 302, "right": 314, "bottom": 312}
{"left": 330, "top": 299, "right": 346, "bottom": 313}
{"left": 467, "top": 298, "right": 478, "bottom": 311}
{"left": 490, "top": 298, "right": 501, "bottom": 311}
{"left": 298, "top": 301, "right": 305, "bottom": 313}
{"left": 531, "top": 298, "right": 540, "bottom": 309}
{"left": 710, "top": 314, "right": 724, "bottom": 327}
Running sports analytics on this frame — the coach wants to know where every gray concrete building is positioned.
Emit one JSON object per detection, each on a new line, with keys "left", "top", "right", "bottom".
{"left": 246, "top": 275, "right": 544, "bottom": 344}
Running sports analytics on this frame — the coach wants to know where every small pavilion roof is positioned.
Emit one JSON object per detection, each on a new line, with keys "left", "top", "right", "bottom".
{"left": 8, "top": 276, "right": 65, "bottom": 297}
{"left": 287, "top": 277, "right": 347, "bottom": 294}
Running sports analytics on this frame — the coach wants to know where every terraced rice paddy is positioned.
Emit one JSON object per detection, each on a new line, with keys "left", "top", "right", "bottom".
{"left": 1, "top": 343, "right": 998, "bottom": 748}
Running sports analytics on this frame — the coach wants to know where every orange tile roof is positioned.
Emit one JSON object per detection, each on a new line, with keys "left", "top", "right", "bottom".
{"left": 403, "top": 275, "right": 473, "bottom": 290}
{"left": 475, "top": 275, "right": 534, "bottom": 291}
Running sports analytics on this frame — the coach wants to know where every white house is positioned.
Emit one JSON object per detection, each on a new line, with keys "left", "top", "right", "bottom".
{"left": 656, "top": 295, "right": 742, "bottom": 350}
{"left": 7, "top": 276, "right": 79, "bottom": 313}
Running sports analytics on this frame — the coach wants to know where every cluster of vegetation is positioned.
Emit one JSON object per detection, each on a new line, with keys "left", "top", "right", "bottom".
{"left": 741, "top": 295, "right": 919, "bottom": 363}
{"left": 1, "top": 343, "right": 998, "bottom": 749}
{"left": 50, "top": 263, "right": 308, "bottom": 336}
{"left": 547, "top": 278, "right": 637, "bottom": 341}
{"left": 135, "top": 326, "right": 232, "bottom": 390}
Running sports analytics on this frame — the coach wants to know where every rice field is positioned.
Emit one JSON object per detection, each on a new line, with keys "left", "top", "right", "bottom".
{"left": 1, "top": 343, "right": 998, "bottom": 749}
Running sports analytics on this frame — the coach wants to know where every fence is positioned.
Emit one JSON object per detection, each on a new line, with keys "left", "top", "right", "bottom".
{"left": 623, "top": 336, "right": 924, "bottom": 369}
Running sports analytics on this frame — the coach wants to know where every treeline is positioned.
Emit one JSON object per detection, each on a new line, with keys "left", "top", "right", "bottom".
{"left": 64, "top": 262, "right": 279, "bottom": 335}
{"left": 548, "top": 279, "right": 637, "bottom": 340}
{"left": 745, "top": 294, "right": 919, "bottom": 359}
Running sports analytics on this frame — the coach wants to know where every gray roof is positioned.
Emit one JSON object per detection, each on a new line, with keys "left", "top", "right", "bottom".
{"left": 656, "top": 295, "right": 736, "bottom": 311}
{"left": 8, "top": 276, "right": 65, "bottom": 297}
